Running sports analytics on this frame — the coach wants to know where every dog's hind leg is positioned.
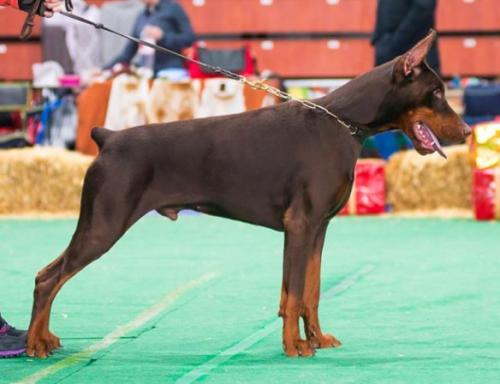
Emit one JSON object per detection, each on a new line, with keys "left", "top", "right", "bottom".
{"left": 27, "top": 160, "right": 150, "bottom": 358}
{"left": 302, "top": 223, "right": 342, "bottom": 349}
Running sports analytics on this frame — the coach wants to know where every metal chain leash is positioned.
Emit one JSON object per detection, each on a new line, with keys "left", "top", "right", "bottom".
{"left": 59, "top": 11, "right": 358, "bottom": 135}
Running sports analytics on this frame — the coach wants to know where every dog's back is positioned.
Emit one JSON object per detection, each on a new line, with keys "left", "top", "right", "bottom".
{"left": 90, "top": 100, "right": 358, "bottom": 230}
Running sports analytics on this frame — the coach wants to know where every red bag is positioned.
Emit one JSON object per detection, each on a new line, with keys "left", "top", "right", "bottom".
{"left": 188, "top": 44, "right": 254, "bottom": 79}
{"left": 473, "top": 168, "right": 500, "bottom": 220}
{"left": 339, "top": 159, "right": 386, "bottom": 215}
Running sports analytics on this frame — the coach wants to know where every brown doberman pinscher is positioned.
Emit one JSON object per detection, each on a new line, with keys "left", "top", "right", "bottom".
{"left": 26, "top": 31, "right": 470, "bottom": 358}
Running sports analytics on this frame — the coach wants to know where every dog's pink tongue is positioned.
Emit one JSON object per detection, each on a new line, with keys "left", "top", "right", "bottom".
{"left": 415, "top": 122, "right": 447, "bottom": 159}
{"left": 432, "top": 141, "right": 447, "bottom": 159}
{"left": 426, "top": 127, "right": 447, "bottom": 159}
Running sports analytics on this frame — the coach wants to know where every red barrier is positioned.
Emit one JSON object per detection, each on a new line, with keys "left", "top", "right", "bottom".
{"left": 473, "top": 168, "right": 500, "bottom": 221}
{"left": 0, "top": 42, "right": 41, "bottom": 80}
{"left": 340, "top": 159, "right": 386, "bottom": 216}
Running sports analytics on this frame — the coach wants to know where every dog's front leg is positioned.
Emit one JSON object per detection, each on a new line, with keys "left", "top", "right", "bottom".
{"left": 280, "top": 210, "right": 317, "bottom": 357}
{"left": 302, "top": 223, "right": 342, "bottom": 349}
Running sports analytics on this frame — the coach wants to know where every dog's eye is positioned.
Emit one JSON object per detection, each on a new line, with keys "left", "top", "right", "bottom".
{"left": 433, "top": 89, "right": 443, "bottom": 99}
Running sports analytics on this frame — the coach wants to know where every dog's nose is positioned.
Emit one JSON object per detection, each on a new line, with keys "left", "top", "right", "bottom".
{"left": 463, "top": 123, "right": 472, "bottom": 137}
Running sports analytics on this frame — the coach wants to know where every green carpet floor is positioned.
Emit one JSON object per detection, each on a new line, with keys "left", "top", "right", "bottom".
{"left": 0, "top": 216, "right": 499, "bottom": 383}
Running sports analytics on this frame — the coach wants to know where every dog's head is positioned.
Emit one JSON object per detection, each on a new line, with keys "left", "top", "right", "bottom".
{"left": 381, "top": 30, "right": 471, "bottom": 158}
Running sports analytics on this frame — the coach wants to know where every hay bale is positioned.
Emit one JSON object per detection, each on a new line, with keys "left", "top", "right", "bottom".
{"left": 0, "top": 148, "right": 93, "bottom": 215}
{"left": 386, "top": 145, "right": 472, "bottom": 212}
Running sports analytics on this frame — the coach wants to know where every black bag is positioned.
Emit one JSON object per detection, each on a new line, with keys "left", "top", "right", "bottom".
{"left": 464, "top": 84, "right": 500, "bottom": 117}
{"left": 0, "top": 85, "right": 29, "bottom": 107}
{"left": 197, "top": 47, "right": 247, "bottom": 74}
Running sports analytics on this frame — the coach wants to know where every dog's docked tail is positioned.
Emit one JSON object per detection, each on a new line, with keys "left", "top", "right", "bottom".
{"left": 91, "top": 127, "right": 114, "bottom": 150}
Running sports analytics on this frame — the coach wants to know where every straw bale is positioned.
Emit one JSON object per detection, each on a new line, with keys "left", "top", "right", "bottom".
{"left": 0, "top": 148, "right": 93, "bottom": 215}
{"left": 0, "top": 145, "right": 473, "bottom": 216}
{"left": 386, "top": 145, "right": 472, "bottom": 212}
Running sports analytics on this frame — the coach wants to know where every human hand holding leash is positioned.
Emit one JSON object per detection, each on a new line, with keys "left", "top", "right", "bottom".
{"left": 142, "top": 25, "right": 164, "bottom": 41}
{"left": 42, "top": 0, "right": 64, "bottom": 17}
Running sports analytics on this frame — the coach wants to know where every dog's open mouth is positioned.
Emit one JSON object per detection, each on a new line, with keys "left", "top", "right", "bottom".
{"left": 412, "top": 121, "right": 447, "bottom": 159}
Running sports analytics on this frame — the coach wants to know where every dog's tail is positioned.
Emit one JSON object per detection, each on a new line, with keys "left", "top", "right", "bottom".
{"left": 91, "top": 127, "right": 114, "bottom": 150}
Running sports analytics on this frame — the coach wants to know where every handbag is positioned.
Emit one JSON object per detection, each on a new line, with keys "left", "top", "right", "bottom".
{"left": 188, "top": 44, "right": 255, "bottom": 79}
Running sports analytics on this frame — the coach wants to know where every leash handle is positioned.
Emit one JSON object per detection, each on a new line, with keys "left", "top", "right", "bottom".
{"left": 19, "top": 0, "right": 73, "bottom": 40}
{"left": 20, "top": 16, "right": 35, "bottom": 40}
{"left": 20, "top": 0, "right": 43, "bottom": 40}
{"left": 65, "top": 0, "right": 73, "bottom": 12}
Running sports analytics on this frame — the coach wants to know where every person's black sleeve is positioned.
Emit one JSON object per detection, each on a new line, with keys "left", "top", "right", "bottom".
{"left": 105, "top": 17, "right": 141, "bottom": 69}
{"left": 390, "top": 0, "right": 437, "bottom": 53}
{"left": 156, "top": 2, "right": 196, "bottom": 51}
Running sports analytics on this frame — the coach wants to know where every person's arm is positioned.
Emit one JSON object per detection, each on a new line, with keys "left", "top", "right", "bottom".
{"left": 389, "top": 0, "right": 437, "bottom": 53}
{"left": 371, "top": 0, "right": 384, "bottom": 45}
{"left": 156, "top": 2, "right": 196, "bottom": 51}
{"left": 40, "top": 0, "right": 63, "bottom": 17}
{"left": 104, "top": 18, "right": 141, "bottom": 69}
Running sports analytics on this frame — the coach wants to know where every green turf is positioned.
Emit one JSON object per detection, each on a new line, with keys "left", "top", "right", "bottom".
{"left": 0, "top": 216, "right": 499, "bottom": 383}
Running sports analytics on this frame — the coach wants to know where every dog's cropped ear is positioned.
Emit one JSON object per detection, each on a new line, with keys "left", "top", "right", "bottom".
{"left": 394, "top": 29, "right": 436, "bottom": 78}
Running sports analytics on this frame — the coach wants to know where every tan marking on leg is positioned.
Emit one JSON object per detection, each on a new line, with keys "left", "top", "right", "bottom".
{"left": 27, "top": 272, "right": 73, "bottom": 358}
{"left": 283, "top": 207, "right": 308, "bottom": 234}
{"left": 279, "top": 280, "right": 287, "bottom": 317}
{"left": 282, "top": 294, "right": 314, "bottom": 357}
{"left": 302, "top": 229, "right": 342, "bottom": 349}
{"left": 303, "top": 251, "right": 321, "bottom": 341}
{"left": 283, "top": 207, "right": 293, "bottom": 229}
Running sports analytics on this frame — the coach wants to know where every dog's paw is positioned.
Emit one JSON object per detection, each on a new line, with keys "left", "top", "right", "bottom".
{"left": 27, "top": 331, "right": 61, "bottom": 358}
{"left": 284, "top": 339, "right": 315, "bottom": 357}
{"left": 309, "top": 333, "right": 342, "bottom": 349}
{"left": 47, "top": 331, "right": 62, "bottom": 350}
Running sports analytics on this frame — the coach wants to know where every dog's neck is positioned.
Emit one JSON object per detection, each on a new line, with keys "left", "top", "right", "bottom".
{"left": 316, "top": 61, "right": 395, "bottom": 137}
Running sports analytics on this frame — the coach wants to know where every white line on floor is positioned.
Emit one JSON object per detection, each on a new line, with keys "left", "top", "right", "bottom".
{"left": 15, "top": 272, "right": 218, "bottom": 384}
{"left": 176, "top": 265, "right": 375, "bottom": 384}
